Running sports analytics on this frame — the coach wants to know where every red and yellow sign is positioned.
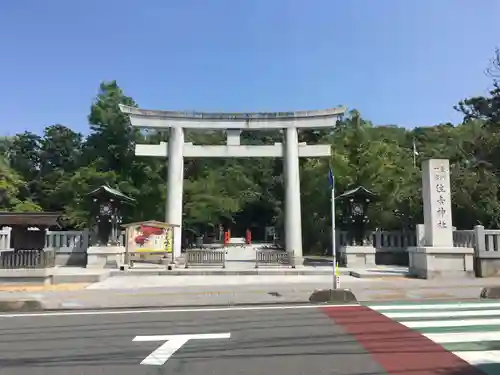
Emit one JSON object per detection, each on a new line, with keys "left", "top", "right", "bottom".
{"left": 125, "top": 221, "right": 174, "bottom": 253}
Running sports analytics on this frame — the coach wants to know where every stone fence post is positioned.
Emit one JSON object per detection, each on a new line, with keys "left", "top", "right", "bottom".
{"left": 82, "top": 229, "right": 90, "bottom": 251}
{"left": 415, "top": 224, "right": 425, "bottom": 246}
{"left": 373, "top": 230, "right": 382, "bottom": 248}
{"left": 474, "top": 225, "right": 486, "bottom": 253}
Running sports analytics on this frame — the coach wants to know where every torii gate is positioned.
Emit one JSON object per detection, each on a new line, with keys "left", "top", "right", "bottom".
{"left": 119, "top": 105, "right": 346, "bottom": 264}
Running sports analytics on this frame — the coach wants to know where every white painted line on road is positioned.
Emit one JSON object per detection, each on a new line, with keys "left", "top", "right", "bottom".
{"left": 134, "top": 333, "right": 231, "bottom": 342}
{"left": 424, "top": 331, "right": 500, "bottom": 344}
{"left": 0, "top": 303, "right": 359, "bottom": 318}
{"left": 402, "top": 318, "right": 500, "bottom": 328}
{"left": 383, "top": 309, "right": 500, "bottom": 319}
{"left": 370, "top": 302, "right": 500, "bottom": 311}
{"left": 134, "top": 333, "right": 231, "bottom": 366}
{"left": 453, "top": 350, "right": 500, "bottom": 365}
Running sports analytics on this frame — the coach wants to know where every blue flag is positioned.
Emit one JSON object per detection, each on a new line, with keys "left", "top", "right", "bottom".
{"left": 328, "top": 167, "right": 334, "bottom": 188}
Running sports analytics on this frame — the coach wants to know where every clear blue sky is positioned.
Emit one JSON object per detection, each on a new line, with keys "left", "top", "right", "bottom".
{"left": 0, "top": 0, "right": 499, "bottom": 136}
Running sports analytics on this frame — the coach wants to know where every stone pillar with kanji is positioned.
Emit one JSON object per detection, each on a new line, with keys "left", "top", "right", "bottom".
{"left": 407, "top": 159, "right": 474, "bottom": 279}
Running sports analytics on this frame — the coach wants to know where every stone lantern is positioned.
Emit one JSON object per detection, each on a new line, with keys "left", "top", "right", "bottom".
{"left": 337, "top": 185, "right": 377, "bottom": 245}
{"left": 87, "top": 185, "right": 135, "bottom": 246}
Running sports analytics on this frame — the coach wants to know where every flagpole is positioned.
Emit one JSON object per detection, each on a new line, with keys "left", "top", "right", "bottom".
{"left": 412, "top": 138, "right": 417, "bottom": 168}
{"left": 329, "top": 166, "right": 338, "bottom": 290}
{"left": 331, "top": 184, "right": 337, "bottom": 289}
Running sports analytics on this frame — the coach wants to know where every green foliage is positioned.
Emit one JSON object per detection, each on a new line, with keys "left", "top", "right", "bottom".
{"left": 0, "top": 156, "right": 42, "bottom": 212}
{"left": 12, "top": 200, "right": 43, "bottom": 212}
{"left": 2, "top": 49, "right": 500, "bottom": 253}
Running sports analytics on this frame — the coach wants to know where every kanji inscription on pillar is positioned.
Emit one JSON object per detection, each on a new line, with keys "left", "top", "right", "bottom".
{"left": 422, "top": 159, "right": 453, "bottom": 247}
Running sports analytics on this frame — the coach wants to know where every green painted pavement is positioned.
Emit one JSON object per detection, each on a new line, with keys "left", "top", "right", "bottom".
{"left": 417, "top": 324, "right": 500, "bottom": 334}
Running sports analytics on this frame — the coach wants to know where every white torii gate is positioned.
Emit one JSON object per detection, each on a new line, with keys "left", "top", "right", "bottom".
{"left": 119, "top": 105, "right": 346, "bottom": 264}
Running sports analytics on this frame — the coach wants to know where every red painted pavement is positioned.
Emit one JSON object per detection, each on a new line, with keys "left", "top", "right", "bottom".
{"left": 321, "top": 306, "right": 486, "bottom": 375}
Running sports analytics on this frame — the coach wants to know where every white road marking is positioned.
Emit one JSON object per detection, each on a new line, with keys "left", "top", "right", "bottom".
{"left": 0, "top": 303, "right": 358, "bottom": 318}
{"left": 370, "top": 302, "right": 500, "bottom": 311}
{"left": 402, "top": 318, "right": 500, "bottom": 328}
{"left": 453, "top": 350, "right": 500, "bottom": 365}
{"left": 134, "top": 333, "right": 231, "bottom": 366}
{"left": 424, "top": 331, "right": 500, "bottom": 344}
{"left": 383, "top": 309, "right": 500, "bottom": 319}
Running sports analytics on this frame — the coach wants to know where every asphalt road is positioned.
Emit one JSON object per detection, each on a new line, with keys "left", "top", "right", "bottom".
{"left": 0, "top": 304, "right": 487, "bottom": 375}
{"left": 0, "top": 305, "right": 387, "bottom": 375}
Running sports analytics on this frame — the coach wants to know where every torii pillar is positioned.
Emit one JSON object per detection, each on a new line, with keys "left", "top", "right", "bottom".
{"left": 120, "top": 105, "right": 346, "bottom": 264}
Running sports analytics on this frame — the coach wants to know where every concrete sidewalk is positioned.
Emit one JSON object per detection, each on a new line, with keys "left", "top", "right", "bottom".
{"left": 0, "top": 275, "right": 499, "bottom": 311}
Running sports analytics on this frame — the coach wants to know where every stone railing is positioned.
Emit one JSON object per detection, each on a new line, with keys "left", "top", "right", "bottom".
{"left": 337, "top": 230, "right": 416, "bottom": 266}
{"left": 0, "top": 228, "right": 126, "bottom": 267}
{"left": 453, "top": 230, "right": 475, "bottom": 248}
{"left": 46, "top": 229, "right": 89, "bottom": 251}
{"left": 0, "top": 249, "right": 56, "bottom": 269}
{"left": 0, "top": 226, "right": 498, "bottom": 272}
{"left": 338, "top": 226, "right": 500, "bottom": 268}
{"left": 45, "top": 229, "right": 90, "bottom": 266}
{"left": 453, "top": 226, "right": 500, "bottom": 253}
{"left": 337, "top": 227, "right": 500, "bottom": 252}
{"left": 484, "top": 229, "right": 500, "bottom": 252}
{"left": 255, "top": 249, "right": 293, "bottom": 268}
{"left": 452, "top": 226, "right": 500, "bottom": 277}
{"left": 374, "top": 230, "right": 416, "bottom": 265}
{"left": 337, "top": 230, "right": 416, "bottom": 248}
{"left": 0, "top": 228, "right": 10, "bottom": 250}
{"left": 374, "top": 230, "right": 416, "bottom": 249}
{"left": 184, "top": 249, "right": 226, "bottom": 268}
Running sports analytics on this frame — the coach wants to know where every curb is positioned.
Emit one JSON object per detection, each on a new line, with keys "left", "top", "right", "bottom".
{"left": 349, "top": 271, "right": 407, "bottom": 279}
{"left": 45, "top": 300, "right": 316, "bottom": 312}
{"left": 480, "top": 287, "right": 500, "bottom": 299}
{"left": 0, "top": 299, "right": 313, "bottom": 313}
{"left": 0, "top": 297, "right": 361, "bottom": 313}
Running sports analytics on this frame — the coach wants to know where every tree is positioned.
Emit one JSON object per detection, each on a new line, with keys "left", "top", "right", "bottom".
{"left": 5, "top": 52, "right": 500, "bottom": 250}
{"left": 83, "top": 81, "right": 139, "bottom": 174}
{"left": 0, "top": 156, "right": 42, "bottom": 212}
{"left": 38, "top": 124, "right": 83, "bottom": 211}
{"left": 7, "top": 131, "right": 42, "bottom": 204}
{"left": 76, "top": 81, "right": 165, "bottom": 226}
{"left": 453, "top": 48, "right": 500, "bottom": 227}
{"left": 0, "top": 136, "right": 13, "bottom": 156}
{"left": 55, "top": 166, "right": 118, "bottom": 228}
{"left": 456, "top": 48, "right": 500, "bottom": 127}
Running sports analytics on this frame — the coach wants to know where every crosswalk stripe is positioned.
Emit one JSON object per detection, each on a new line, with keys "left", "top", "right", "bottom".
{"left": 367, "top": 301, "right": 500, "bottom": 373}
{"left": 403, "top": 318, "right": 500, "bottom": 328}
{"left": 423, "top": 331, "right": 500, "bottom": 344}
{"left": 383, "top": 309, "right": 500, "bottom": 319}
{"left": 370, "top": 302, "right": 500, "bottom": 311}
{"left": 454, "top": 351, "right": 500, "bottom": 365}
{"left": 444, "top": 342, "right": 500, "bottom": 352}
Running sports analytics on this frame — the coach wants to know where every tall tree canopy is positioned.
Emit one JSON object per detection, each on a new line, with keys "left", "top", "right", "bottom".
{"left": 2, "top": 50, "right": 500, "bottom": 253}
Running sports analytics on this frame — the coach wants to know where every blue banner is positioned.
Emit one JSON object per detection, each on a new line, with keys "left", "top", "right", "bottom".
{"left": 328, "top": 167, "right": 334, "bottom": 188}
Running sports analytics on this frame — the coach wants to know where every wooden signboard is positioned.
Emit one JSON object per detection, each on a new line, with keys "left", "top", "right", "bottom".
{"left": 122, "top": 221, "right": 178, "bottom": 265}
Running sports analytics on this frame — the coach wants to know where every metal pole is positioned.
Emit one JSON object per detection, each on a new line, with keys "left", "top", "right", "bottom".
{"left": 412, "top": 138, "right": 417, "bottom": 168}
{"left": 331, "top": 187, "right": 337, "bottom": 289}
{"left": 124, "top": 227, "right": 130, "bottom": 268}
{"left": 171, "top": 227, "right": 175, "bottom": 265}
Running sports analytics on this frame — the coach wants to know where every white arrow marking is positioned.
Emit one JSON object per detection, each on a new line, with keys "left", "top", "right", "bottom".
{"left": 133, "top": 333, "right": 231, "bottom": 366}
